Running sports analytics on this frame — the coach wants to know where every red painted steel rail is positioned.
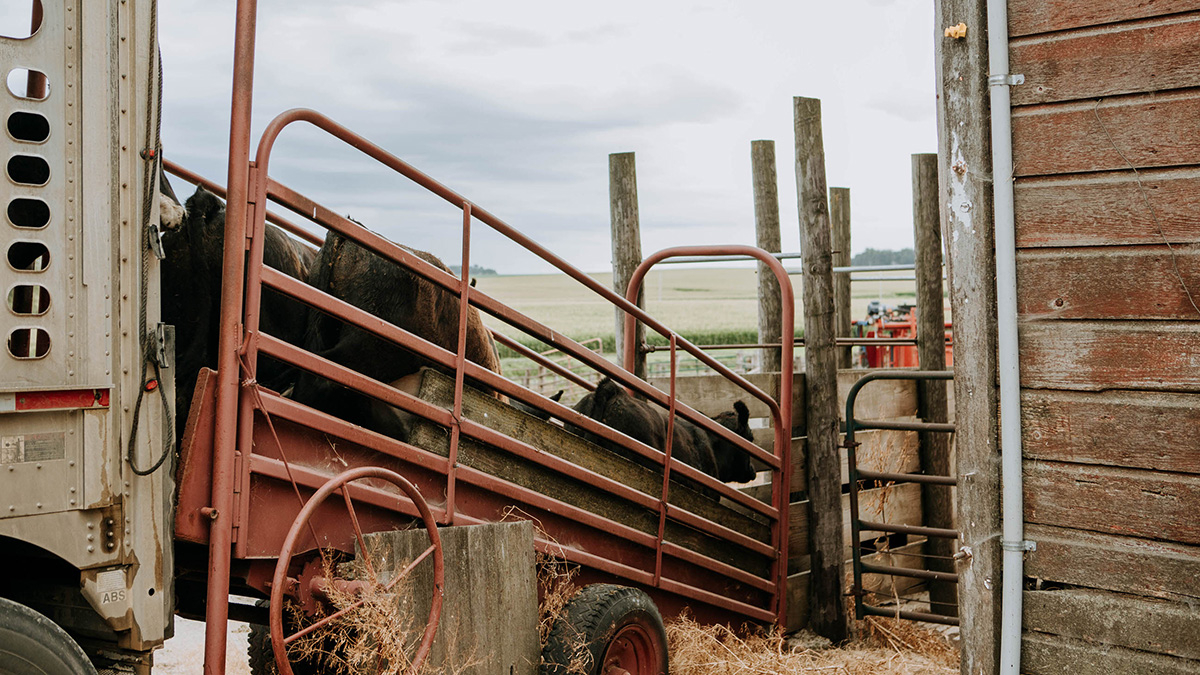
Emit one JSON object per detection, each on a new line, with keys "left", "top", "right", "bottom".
{"left": 196, "top": 1, "right": 795, "bottom": 670}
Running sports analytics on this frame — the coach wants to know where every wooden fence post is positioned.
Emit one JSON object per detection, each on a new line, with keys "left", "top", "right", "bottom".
{"left": 936, "top": 0, "right": 1001, "bottom": 670}
{"left": 912, "top": 152, "right": 957, "bottom": 617}
{"left": 610, "top": 152, "right": 646, "bottom": 380}
{"left": 794, "top": 96, "right": 847, "bottom": 642}
{"left": 829, "top": 188, "right": 852, "bottom": 369}
{"left": 752, "top": 140, "right": 783, "bottom": 376}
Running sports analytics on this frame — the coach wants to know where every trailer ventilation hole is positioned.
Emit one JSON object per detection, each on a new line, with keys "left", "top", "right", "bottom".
{"left": 7, "top": 241, "right": 49, "bottom": 271}
{"left": 7, "top": 198, "right": 49, "bottom": 229}
{"left": 6, "top": 68, "right": 49, "bottom": 101}
{"left": 0, "top": 1, "right": 42, "bottom": 40}
{"left": 7, "top": 327, "right": 50, "bottom": 359}
{"left": 7, "top": 154, "right": 49, "bottom": 186}
{"left": 8, "top": 284, "right": 50, "bottom": 315}
{"left": 8, "top": 112, "right": 48, "bottom": 143}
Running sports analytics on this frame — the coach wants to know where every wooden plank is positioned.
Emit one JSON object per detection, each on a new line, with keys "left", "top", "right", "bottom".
{"left": 360, "top": 522, "right": 539, "bottom": 675}
{"left": 753, "top": 140, "right": 783, "bottom": 375}
{"left": 789, "top": 429, "right": 920, "bottom": 495}
{"left": 837, "top": 369, "right": 917, "bottom": 420}
{"left": 1016, "top": 245, "right": 1200, "bottom": 321}
{"left": 789, "top": 483, "right": 924, "bottom": 567}
{"left": 1010, "top": 13, "right": 1200, "bottom": 105}
{"left": 785, "top": 570, "right": 811, "bottom": 632}
{"left": 936, "top": 0, "right": 1003, "bottom": 666}
{"left": 860, "top": 539, "right": 928, "bottom": 598}
{"left": 1024, "top": 524, "right": 1200, "bottom": 603}
{"left": 846, "top": 429, "right": 920, "bottom": 484}
{"left": 1022, "top": 390, "right": 1200, "bottom": 474}
{"left": 1015, "top": 168, "right": 1200, "bottom": 248}
{"left": 1012, "top": 90, "right": 1200, "bottom": 177}
{"left": 790, "top": 436, "right": 806, "bottom": 495}
{"left": 1024, "top": 587, "right": 1200, "bottom": 660}
{"left": 1019, "top": 321, "right": 1200, "bottom": 392}
{"left": 408, "top": 369, "right": 773, "bottom": 577}
{"left": 1022, "top": 631, "right": 1200, "bottom": 675}
{"left": 794, "top": 95, "right": 847, "bottom": 641}
{"left": 1009, "top": 0, "right": 1200, "bottom": 37}
{"left": 1024, "top": 461, "right": 1200, "bottom": 545}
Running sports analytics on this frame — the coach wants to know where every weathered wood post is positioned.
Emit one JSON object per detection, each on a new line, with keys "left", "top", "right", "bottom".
{"left": 829, "top": 188, "right": 852, "bottom": 369}
{"left": 752, "top": 140, "right": 783, "bottom": 376}
{"left": 610, "top": 152, "right": 646, "bottom": 379}
{"left": 794, "top": 96, "right": 847, "bottom": 642}
{"left": 936, "top": 2, "right": 1001, "bottom": 671}
{"left": 912, "top": 152, "right": 957, "bottom": 617}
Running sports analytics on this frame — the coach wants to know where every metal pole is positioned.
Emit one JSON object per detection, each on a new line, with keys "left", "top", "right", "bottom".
{"left": 204, "top": 1, "right": 257, "bottom": 672}
{"left": 986, "top": 0, "right": 1028, "bottom": 669}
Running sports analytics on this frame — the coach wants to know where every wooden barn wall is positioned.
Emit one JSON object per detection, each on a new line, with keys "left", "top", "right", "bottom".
{"left": 654, "top": 369, "right": 929, "bottom": 631}
{"left": 1008, "top": 1, "right": 1200, "bottom": 671}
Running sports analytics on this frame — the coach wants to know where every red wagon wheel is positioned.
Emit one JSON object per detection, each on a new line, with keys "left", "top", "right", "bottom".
{"left": 268, "top": 466, "right": 444, "bottom": 675}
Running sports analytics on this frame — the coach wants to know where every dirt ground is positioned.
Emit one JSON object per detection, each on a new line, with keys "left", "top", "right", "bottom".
{"left": 155, "top": 618, "right": 251, "bottom": 675}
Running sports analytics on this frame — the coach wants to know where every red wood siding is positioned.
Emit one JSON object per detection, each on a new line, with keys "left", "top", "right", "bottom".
{"left": 1009, "top": 1, "right": 1200, "bottom": 670}
{"left": 1015, "top": 168, "right": 1200, "bottom": 247}
{"left": 1009, "top": 0, "right": 1200, "bottom": 37}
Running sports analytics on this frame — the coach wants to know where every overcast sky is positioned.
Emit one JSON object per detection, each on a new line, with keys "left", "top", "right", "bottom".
{"left": 157, "top": 1, "right": 937, "bottom": 275}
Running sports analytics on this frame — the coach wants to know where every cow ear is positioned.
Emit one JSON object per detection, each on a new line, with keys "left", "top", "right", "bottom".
{"left": 184, "top": 186, "right": 222, "bottom": 228}
{"left": 594, "top": 377, "right": 621, "bottom": 407}
{"left": 734, "top": 400, "right": 749, "bottom": 427}
{"left": 550, "top": 390, "right": 564, "bottom": 402}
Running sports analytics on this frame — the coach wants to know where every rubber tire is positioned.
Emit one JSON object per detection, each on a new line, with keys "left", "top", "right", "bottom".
{"left": 246, "top": 621, "right": 277, "bottom": 675}
{"left": 541, "top": 584, "right": 668, "bottom": 675}
{"left": 0, "top": 596, "right": 97, "bottom": 675}
{"left": 247, "top": 608, "right": 325, "bottom": 675}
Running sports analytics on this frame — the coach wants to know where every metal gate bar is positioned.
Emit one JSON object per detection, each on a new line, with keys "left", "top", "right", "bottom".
{"left": 843, "top": 370, "right": 958, "bottom": 626}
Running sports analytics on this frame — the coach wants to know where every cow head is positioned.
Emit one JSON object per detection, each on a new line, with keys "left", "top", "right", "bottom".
{"left": 711, "top": 400, "right": 756, "bottom": 483}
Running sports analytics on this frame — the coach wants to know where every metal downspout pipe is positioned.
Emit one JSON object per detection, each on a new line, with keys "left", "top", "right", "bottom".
{"left": 986, "top": 1, "right": 1027, "bottom": 672}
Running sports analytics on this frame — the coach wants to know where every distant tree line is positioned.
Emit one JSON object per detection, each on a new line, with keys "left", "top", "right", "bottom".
{"left": 851, "top": 248, "right": 915, "bottom": 266}
{"left": 449, "top": 264, "right": 499, "bottom": 277}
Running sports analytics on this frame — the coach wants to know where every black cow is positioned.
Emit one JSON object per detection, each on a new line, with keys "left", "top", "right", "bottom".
{"left": 161, "top": 186, "right": 315, "bottom": 438}
{"left": 290, "top": 229, "right": 503, "bottom": 436}
{"left": 572, "top": 377, "right": 757, "bottom": 485}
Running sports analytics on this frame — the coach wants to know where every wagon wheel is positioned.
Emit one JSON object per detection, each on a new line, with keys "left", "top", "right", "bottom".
{"left": 268, "top": 466, "right": 445, "bottom": 675}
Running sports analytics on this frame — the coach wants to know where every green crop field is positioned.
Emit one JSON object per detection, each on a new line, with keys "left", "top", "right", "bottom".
{"left": 476, "top": 267, "right": 927, "bottom": 349}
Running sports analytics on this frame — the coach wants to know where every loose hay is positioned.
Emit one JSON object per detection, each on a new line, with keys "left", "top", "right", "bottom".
{"left": 536, "top": 548, "right": 580, "bottom": 647}
{"left": 666, "top": 613, "right": 958, "bottom": 675}
{"left": 284, "top": 547, "right": 478, "bottom": 675}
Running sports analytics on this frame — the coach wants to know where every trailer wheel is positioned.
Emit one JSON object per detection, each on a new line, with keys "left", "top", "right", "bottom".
{"left": 269, "top": 466, "right": 444, "bottom": 675}
{"left": 541, "top": 584, "right": 668, "bottom": 675}
{"left": 0, "top": 597, "right": 97, "bottom": 675}
{"left": 248, "top": 620, "right": 323, "bottom": 675}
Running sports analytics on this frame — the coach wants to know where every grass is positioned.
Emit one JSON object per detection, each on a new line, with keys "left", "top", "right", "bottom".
{"left": 476, "top": 267, "right": 927, "bottom": 352}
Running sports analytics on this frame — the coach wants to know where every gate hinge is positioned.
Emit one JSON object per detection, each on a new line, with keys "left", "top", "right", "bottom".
{"left": 147, "top": 220, "right": 167, "bottom": 259}
{"left": 988, "top": 73, "right": 1025, "bottom": 87}
{"left": 153, "top": 323, "right": 174, "bottom": 369}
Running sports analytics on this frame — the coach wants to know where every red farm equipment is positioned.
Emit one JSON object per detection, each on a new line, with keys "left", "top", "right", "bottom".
{"left": 855, "top": 304, "right": 953, "bottom": 369}
{"left": 0, "top": 2, "right": 795, "bottom": 674}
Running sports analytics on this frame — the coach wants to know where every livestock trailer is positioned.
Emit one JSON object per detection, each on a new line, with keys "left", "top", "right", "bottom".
{"left": 0, "top": 2, "right": 796, "bottom": 673}
{"left": 937, "top": 0, "right": 1200, "bottom": 673}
